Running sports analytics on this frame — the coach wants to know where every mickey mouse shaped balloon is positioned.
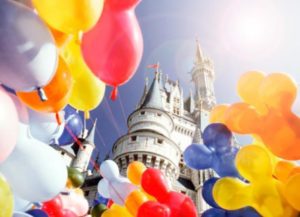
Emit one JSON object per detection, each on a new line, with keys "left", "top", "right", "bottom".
{"left": 201, "top": 178, "right": 261, "bottom": 217}
{"left": 98, "top": 160, "right": 137, "bottom": 205}
{"left": 184, "top": 123, "right": 240, "bottom": 178}
{"left": 82, "top": 0, "right": 143, "bottom": 100}
{"left": 138, "top": 168, "right": 198, "bottom": 217}
{"left": 213, "top": 145, "right": 298, "bottom": 217}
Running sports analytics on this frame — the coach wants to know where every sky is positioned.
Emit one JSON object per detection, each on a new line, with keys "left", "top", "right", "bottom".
{"left": 89, "top": 0, "right": 300, "bottom": 161}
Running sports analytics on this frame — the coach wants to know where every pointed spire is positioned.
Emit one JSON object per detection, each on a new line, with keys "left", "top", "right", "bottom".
{"left": 192, "top": 127, "right": 202, "bottom": 144}
{"left": 141, "top": 72, "right": 163, "bottom": 109}
{"left": 85, "top": 119, "right": 97, "bottom": 145}
{"left": 195, "top": 38, "right": 204, "bottom": 64}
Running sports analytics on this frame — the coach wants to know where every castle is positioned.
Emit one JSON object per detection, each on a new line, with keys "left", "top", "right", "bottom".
{"left": 56, "top": 39, "right": 217, "bottom": 214}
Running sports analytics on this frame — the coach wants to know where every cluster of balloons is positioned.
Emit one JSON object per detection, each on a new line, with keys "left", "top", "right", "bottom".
{"left": 183, "top": 71, "right": 300, "bottom": 217}
{"left": 92, "top": 160, "right": 198, "bottom": 217}
{"left": 0, "top": 0, "right": 144, "bottom": 215}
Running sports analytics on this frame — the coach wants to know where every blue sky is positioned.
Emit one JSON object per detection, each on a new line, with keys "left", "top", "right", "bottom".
{"left": 90, "top": 0, "right": 300, "bottom": 161}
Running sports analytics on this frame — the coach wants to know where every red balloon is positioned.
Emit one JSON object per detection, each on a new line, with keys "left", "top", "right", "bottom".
{"left": 137, "top": 201, "right": 171, "bottom": 217}
{"left": 141, "top": 168, "right": 198, "bottom": 217}
{"left": 107, "top": 199, "right": 114, "bottom": 208}
{"left": 42, "top": 196, "right": 63, "bottom": 217}
{"left": 82, "top": 0, "right": 143, "bottom": 100}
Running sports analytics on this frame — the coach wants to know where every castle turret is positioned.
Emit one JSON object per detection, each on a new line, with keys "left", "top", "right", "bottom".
{"left": 71, "top": 120, "right": 97, "bottom": 173}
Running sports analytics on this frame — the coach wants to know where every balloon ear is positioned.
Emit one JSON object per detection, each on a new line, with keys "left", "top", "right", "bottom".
{"left": 213, "top": 177, "right": 251, "bottom": 210}
{"left": 141, "top": 168, "right": 169, "bottom": 199}
{"left": 202, "top": 178, "right": 220, "bottom": 208}
{"left": 100, "top": 160, "right": 120, "bottom": 180}
{"left": 183, "top": 144, "right": 213, "bottom": 170}
{"left": 203, "top": 123, "right": 232, "bottom": 150}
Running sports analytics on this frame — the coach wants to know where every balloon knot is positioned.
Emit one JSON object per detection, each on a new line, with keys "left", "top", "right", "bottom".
{"left": 56, "top": 112, "right": 62, "bottom": 125}
{"left": 84, "top": 111, "right": 90, "bottom": 119}
{"left": 37, "top": 87, "right": 48, "bottom": 101}
{"left": 110, "top": 86, "right": 118, "bottom": 101}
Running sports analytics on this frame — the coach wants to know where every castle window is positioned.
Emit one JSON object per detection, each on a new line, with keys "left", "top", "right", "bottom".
{"left": 84, "top": 191, "right": 89, "bottom": 196}
{"left": 131, "top": 136, "right": 137, "bottom": 142}
{"left": 140, "top": 111, "right": 145, "bottom": 115}
{"left": 173, "top": 107, "right": 180, "bottom": 115}
{"left": 157, "top": 139, "right": 163, "bottom": 144}
{"left": 133, "top": 154, "right": 138, "bottom": 161}
{"left": 61, "top": 152, "right": 65, "bottom": 156}
{"left": 157, "top": 113, "right": 162, "bottom": 117}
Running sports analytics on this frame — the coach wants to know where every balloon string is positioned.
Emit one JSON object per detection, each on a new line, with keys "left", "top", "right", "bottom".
{"left": 90, "top": 116, "right": 108, "bottom": 148}
{"left": 117, "top": 92, "right": 127, "bottom": 127}
{"left": 65, "top": 124, "right": 100, "bottom": 173}
{"left": 103, "top": 98, "right": 122, "bottom": 136}
{"left": 110, "top": 86, "right": 118, "bottom": 101}
{"left": 56, "top": 112, "right": 62, "bottom": 125}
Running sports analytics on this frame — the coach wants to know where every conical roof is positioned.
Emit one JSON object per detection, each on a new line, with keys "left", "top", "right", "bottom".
{"left": 141, "top": 72, "right": 163, "bottom": 109}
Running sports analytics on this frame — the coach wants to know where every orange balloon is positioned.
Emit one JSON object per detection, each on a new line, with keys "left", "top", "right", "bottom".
{"left": 125, "top": 190, "right": 149, "bottom": 216}
{"left": 50, "top": 27, "right": 72, "bottom": 49}
{"left": 224, "top": 103, "right": 261, "bottom": 134}
{"left": 274, "top": 161, "right": 297, "bottom": 182}
{"left": 259, "top": 73, "right": 297, "bottom": 114}
{"left": 127, "top": 161, "right": 147, "bottom": 186}
{"left": 209, "top": 104, "right": 229, "bottom": 124}
{"left": 17, "top": 57, "right": 72, "bottom": 123}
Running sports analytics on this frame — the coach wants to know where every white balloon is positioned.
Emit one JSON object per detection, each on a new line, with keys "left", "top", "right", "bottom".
{"left": 100, "top": 160, "right": 120, "bottom": 181}
{"left": 108, "top": 180, "right": 137, "bottom": 205}
{"left": 14, "top": 194, "right": 32, "bottom": 212}
{"left": 0, "top": 0, "right": 57, "bottom": 92}
{"left": 97, "top": 179, "right": 111, "bottom": 199}
{"left": 13, "top": 212, "right": 32, "bottom": 217}
{"left": 28, "top": 109, "right": 64, "bottom": 144}
{"left": 0, "top": 123, "right": 68, "bottom": 202}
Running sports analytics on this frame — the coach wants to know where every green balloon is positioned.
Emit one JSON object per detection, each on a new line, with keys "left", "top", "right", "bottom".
{"left": 92, "top": 203, "right": 107, "bottom": 217}
{"left": 67, "top": 167, "right": 85, "bottom": 188}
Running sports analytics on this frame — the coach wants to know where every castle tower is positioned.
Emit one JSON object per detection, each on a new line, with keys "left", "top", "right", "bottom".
{"left": 71, "top": 120, "right": 97, "bottom": 173}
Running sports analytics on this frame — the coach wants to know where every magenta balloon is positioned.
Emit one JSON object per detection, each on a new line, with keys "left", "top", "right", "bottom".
{"left": 0, "top": 87, "right": 19, "bottom": 163}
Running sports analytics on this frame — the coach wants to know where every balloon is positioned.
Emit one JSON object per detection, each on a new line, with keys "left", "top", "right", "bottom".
{"left": 60, "top": 191, "right": 89, "bottom": 216}
{"left": 26, "top": 209, "right": 49, "bottom": 217}
{"left": 0, "top": 0, "right": 57, "bottom": 92}
{"left": 67, "top": 167, "right": 85, "bottom": 189}
{"left": 125, "top": 190, "right": 149, "bottom": 216}
{"left": 0, "top": 174, "right": 14, "bottom": 217}
{"left": 202, "top": 178, "right": 220, "bottom": 208}
{"left": 81, "top": 0, "right": 143, "bottom": 100}
{"left": 202, "top": 209, "right": 225, "bottom": 217}
{"left": 209, "top": 104, "right": 229, "bottom": 124}
{"left": 58, "top": 107, "right": 83, "bottom": 146}
{"left": 102, "top": 204, "right": 133, "bottom": 217}
{"left": 62, "top": 36, "right": 105, "bottom": 116}
{"left": 141, "top": 168, "right": 197, "bottom": 217}
{"left": 99, "top": 160, "right": 137, "bottom": 205}
{"left": 0, "top": 87, "right": 19, "bottom": 163}
{"left": 137, "top": 201, "right": 171, "bottom": 217}
{"left": 17, "top": 57, "right": 72, "bottom": 123}
{"left": 42, "top": 196, "right": 63, "bottom": 217}
{"left": 213, "top": 145, "right": 297, "bottom": 217}
{"left": 28, "top": 109, "right": 64, "bottom": 144}
{"left": 91, "top": 204, "right": 107, "bottom": 217}
{"left": 49, "top": 28, "right": 71, "bottom": 49}
{"left": 13, "top": 212, "right": 32, "bottom": 217}
{"left": 127, "top": 161, "right": 147, "bottom": 185}
{"left": 184, "top": 123, "right": 240, "bottom": 178}
{"left": 14, "top": 194, "right": 32, "bottom": 212}
{"left": 0, "top": 123, "right": 68, "bottom": 202}
{"left": 32, "top": 0, "right": 104, "bottom": 33}
{"left": 60, "top": 210, "right": 77, "bottom": 217}
{"left": 237, "top": 71, "right": 267, "bottom": 114}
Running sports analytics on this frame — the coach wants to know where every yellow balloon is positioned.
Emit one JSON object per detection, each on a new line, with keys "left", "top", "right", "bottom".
{"left": 237, "top": 71, "right": 267, "bottom": 114}
{"left": 62, "top": 36, "right": 105, "bottom": 117}
{"left": 127, "top": 161, "right": 147, "bottom": 186}
{"left": 213, "top": 145, "right": 298, "bottom": 217}
{"left": 102, "top": 204, "right": 133, "bottom": 217}
{"left": 0, "top": 174, "right": 13, "bottom": 217}
{"left": 209, "top": 104, "right": 229, "bottom": 124}
{"left": 32, "top": 0, "right": 104, "bottom": 33}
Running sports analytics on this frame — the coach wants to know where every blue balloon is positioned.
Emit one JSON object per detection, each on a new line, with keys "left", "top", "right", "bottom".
{"left": 202, "top": 178, "right": 220, "bottom": 208}
{"left": 183, "top": 123, "right": 240, "bottom": 177}
{"left": 26, "top": 210, "right": 48, "bottom": 217}
{"left": 202, "top": 208, "right": 226, "bottom": 217}
{"left": 58, "top": 106, "right": 83, "bottom": 146}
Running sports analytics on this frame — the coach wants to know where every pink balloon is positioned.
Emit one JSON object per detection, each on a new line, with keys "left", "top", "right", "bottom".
{"left": 61, "top": 209, "right": 77, "bottom": 217}
{"left": 0, "top": 87, "right": 19, "bottom": 163}
{"left": 60, "top": 191, "right": 89, "bottom": 216}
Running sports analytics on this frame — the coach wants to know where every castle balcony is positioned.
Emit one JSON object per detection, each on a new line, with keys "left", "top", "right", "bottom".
{"left": 127, "top": 108, "right": 174, "bottom": 137}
